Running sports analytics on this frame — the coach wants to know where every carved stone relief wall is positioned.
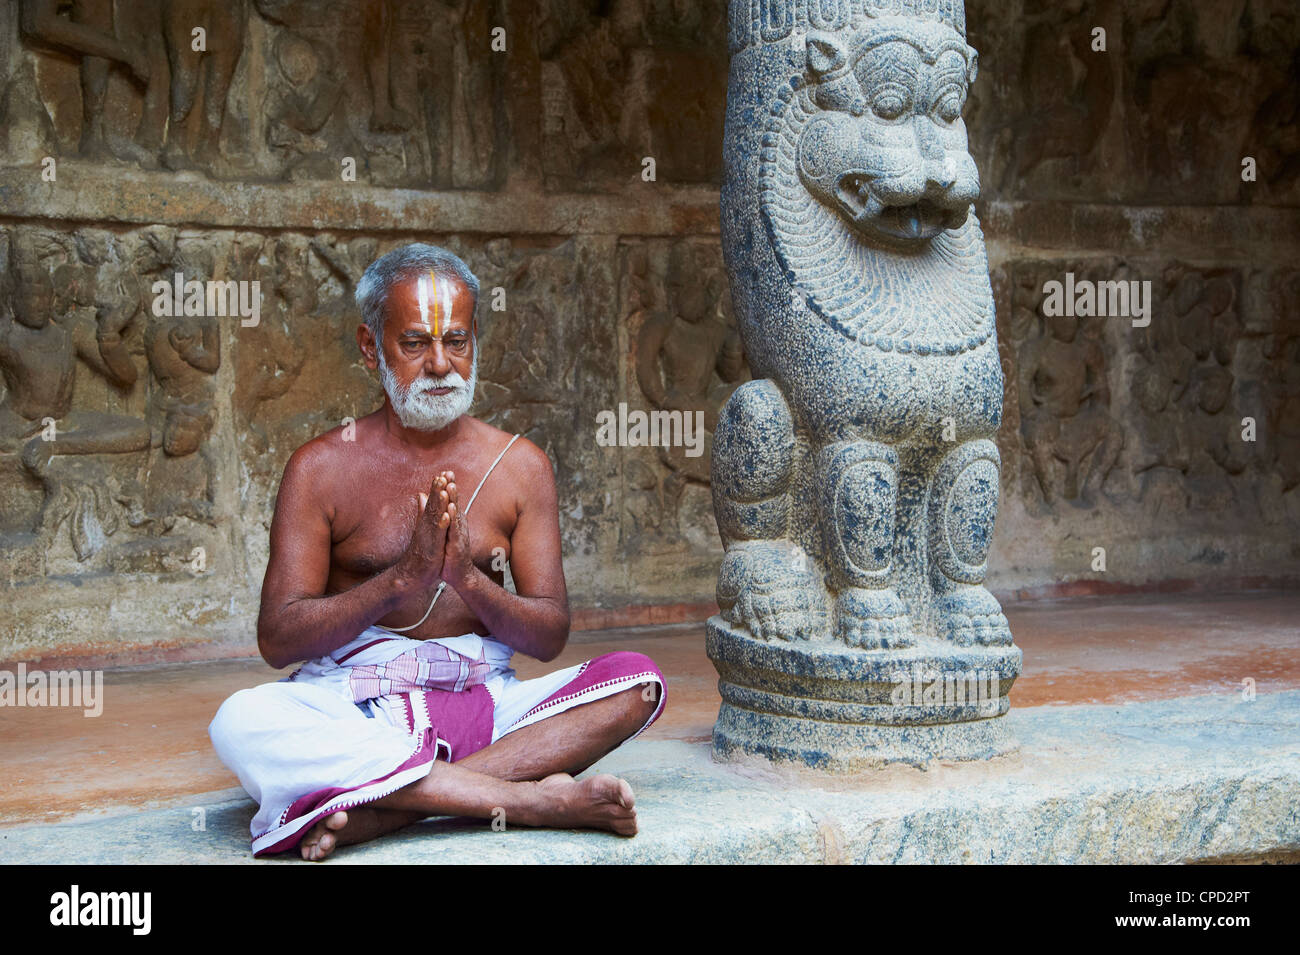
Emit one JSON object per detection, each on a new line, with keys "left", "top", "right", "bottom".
{"left": 0, "top": 0, "right": 1296, "bottom": 660}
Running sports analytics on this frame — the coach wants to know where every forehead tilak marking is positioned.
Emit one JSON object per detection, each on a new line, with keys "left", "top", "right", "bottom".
{"left": 416, "top": 270, "right": 430, "bottom": 332}
{"left": 409, "top": 270, "right": 459, "bottom": 340}
{"left": 430, "top": 270, "right": 441, "bottom": 337}
{"left": 438, "top": 271, "right": 453, "bottom": 335}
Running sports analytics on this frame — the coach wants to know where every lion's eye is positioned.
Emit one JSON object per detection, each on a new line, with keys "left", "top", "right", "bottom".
{"left": 934, "top": 87, "right": 964, "bottom": 123}
{"left": 931, "top": 51, "right": 968, "bottom": 124}
{"left": 856, "top": 42, "right": 920, "bottom": 121}
{"left": 872, "top": 83, "right": 911, "bottom": 120}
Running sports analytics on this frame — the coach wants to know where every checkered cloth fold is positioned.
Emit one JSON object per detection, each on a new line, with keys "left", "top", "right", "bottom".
{"left": 345, "top": 640, "right": 491, "bottom": 703}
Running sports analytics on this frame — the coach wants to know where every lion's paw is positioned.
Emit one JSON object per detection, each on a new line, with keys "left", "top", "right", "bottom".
{"left": 936, "top": 588, "right": 1013, "bottom": 647}
{"left": 717, "top": 542, "right": 830, "bottom": 642}
{"left": 835, "top": 587, "right": 914, "bottom": 650}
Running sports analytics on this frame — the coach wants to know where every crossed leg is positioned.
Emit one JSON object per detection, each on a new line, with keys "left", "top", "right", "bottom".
{"left": 299, "top": 684, "right": 659, "bottom": 860}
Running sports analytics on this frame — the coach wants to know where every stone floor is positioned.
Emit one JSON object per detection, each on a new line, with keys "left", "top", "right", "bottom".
{"left": 1, "top": 589, "right": 1297, "bottom": 862}
{"left": 5, "top": 690, "right": 1298, "bottom": 864}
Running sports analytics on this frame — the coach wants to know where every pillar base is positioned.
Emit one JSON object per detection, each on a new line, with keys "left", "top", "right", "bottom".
{"left": 706, "top": 615, "right": 1022, "bottom": 771}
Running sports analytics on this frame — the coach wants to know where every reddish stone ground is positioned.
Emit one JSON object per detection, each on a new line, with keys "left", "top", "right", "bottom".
{"left": 1, "top": 590, "right": 1296, "bottom": 826}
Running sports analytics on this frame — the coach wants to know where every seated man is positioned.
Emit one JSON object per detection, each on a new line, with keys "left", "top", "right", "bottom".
{"left": 210, "top": 244, "right": 666, "bottom": 860}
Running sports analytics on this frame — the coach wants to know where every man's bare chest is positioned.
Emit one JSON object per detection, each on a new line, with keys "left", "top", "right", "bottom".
{"left": 328, "top": 471, "right": 514, "bottom": 580}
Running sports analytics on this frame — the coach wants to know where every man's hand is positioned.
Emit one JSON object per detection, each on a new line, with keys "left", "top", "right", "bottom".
{"left": 393, "top": 471, "right": 452, "bottom": 590}
{"left": 442, "top": 472, "right": 477, "bottom": 592}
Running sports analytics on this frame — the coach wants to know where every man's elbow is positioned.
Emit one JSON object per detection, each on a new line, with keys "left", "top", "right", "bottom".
{"left": 257, "top": 642, "right": 286, "bottom": 671}
{"left": 256, "top": 626, "right": 292, "bottom": 671}
{"left": 535, "top": 643, "right": 563, "bottom": 664}
{"left": 535, "top": 612, "right": 570, "bottom": 663}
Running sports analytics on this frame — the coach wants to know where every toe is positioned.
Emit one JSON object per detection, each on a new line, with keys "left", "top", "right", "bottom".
{"left": 302, "top": 832, "right": 324, "bottom": 861}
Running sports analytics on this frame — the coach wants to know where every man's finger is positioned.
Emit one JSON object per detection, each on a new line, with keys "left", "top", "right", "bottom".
{"left": 418, "top": 492, "right": 428, "bottom": 512}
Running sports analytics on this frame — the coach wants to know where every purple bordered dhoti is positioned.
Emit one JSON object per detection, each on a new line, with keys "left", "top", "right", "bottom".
{"left": 209, "top": 627, "right": 667, "bottom": 856}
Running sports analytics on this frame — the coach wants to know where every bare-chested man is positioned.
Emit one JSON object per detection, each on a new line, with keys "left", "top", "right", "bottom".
{"left": 210, "top": 244, "right": 666, "bottom": 860}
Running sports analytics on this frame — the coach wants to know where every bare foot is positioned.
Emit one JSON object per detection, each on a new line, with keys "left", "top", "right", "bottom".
{"left": 298, "top": 807, "right": 420, "bottom": 861}
{"left": 528, "top": 773, "right": 639, "bottom": 836}
{"left": 296, "top": 774, "right": 638, "bottom": 860}
{"left": 300, "top": 810, "right": 351, "bottom": 861}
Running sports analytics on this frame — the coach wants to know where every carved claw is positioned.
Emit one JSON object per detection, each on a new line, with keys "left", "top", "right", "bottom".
{"left": 835, "top": 586, "right": 913, "bottom": 650}
{"left": 936, "top": 588, "right": 1013, "bottom": 647}
{"left": 717, "top": 542, "right": 830, "bottom": 642}
{"left": 727, "top": 584, "right": 829, "bottom": 642}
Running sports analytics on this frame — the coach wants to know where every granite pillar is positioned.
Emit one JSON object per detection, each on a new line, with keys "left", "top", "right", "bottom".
{"left": 710, "top": 0, "right": 1021, "bottom": 770}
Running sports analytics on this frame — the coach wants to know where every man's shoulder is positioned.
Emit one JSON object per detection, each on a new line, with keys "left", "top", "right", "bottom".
{"left": 462, "top": 418, "right": 553, "bottom": 497}
{"left": 282, "top": 415, "right": 379, "bottom": 485}
{"left": 482, "top": 422, "right": 549, "bottom": 476}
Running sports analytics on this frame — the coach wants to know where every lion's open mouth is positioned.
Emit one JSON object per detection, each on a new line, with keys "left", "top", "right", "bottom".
{"left": 835, "top": 174, "right": 952, "bottom": 241}
{"left": 836, "top": 172, "right": 881, "bottom": 221}
{"left": 876, "top": 201, "right": 950, "bottom": 240}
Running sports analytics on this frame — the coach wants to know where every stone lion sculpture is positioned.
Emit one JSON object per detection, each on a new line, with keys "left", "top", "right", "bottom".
{"left": 709, "top": 0, "right": 1020, "bottom": 769}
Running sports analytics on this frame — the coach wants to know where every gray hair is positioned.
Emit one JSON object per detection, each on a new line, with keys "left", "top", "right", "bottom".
{"left": 354, "top": 243, "right": 480, "bottom": 347}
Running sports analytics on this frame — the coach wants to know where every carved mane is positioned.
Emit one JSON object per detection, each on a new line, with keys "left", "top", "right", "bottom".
{"left": 759, "top": 77, "right": 994, "bottom": 356}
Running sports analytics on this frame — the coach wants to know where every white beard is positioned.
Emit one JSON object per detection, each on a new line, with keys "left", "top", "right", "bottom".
{"left": 378, "top": 347, "right": 477, "bottom": 431}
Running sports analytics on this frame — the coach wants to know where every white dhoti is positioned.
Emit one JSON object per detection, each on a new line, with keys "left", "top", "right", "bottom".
{"left": 209, "top": 627, "right": 666, "bottom": 856}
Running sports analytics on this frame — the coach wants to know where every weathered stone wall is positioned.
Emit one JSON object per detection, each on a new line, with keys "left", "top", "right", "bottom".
{"left": 970, "top": 0, "right": 1300, "bottom": 595}
{"left": 0, "top": 0, "right": 1295, "bottom": 662}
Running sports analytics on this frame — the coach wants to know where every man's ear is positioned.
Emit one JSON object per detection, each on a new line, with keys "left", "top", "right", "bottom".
{"left": 357, "top": 324, "right": 379, "bottom": 370}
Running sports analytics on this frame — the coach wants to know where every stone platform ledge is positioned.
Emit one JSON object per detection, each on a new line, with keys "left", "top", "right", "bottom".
{"left": 2, "top": 690, "right": 1297, "bottom": 865}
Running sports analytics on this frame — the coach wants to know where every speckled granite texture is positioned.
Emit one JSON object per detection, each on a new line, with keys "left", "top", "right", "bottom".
{"left": 710, "top": 0, "right": 1021, "bottom": 766}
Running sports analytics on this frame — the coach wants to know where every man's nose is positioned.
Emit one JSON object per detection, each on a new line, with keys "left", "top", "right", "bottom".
{"left": 424, "top": 341, "right": 454, "bottom": 376}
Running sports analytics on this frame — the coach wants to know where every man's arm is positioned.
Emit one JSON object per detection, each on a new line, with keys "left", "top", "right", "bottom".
{"left": 256, "top": 442, "right": 450, "bottom": 669}
{"left": 442, "top": 440, "right": 570, "bottom": 662}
